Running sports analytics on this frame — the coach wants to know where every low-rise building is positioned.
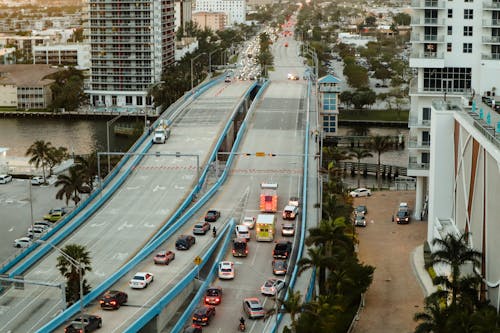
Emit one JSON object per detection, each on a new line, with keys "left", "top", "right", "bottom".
{"left": 33, "top": 43, "right": 90, "bottom": 69}
{"left": 192, "top": 11, "right": 227, "bottom": 31}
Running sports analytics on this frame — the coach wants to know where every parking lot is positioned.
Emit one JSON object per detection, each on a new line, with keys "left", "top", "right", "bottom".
{"left": 352, "top": 190, "right": 427, "bottom": 333}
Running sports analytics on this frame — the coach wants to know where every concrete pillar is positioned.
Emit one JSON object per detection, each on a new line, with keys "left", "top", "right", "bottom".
{"left": 414, "top": 176, "right": 424, "bottom": 220}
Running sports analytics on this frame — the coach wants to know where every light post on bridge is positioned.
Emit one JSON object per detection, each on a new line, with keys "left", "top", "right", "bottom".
{"left": 208, "top": 49, "right": 220, "bottom": 75}
{"left": 106, "top": 114, "right": 123, "bottom": 175}
{"left": 191, "top": 52, "right": 207, "bottom": 91}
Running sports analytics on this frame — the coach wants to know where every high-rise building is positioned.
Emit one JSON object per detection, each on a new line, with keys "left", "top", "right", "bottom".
{"left": 408, "top": 0, "right": 500, "bottom": 220}
{"left": 86, "top": 0, "right": 175, "bottom": 112}
{"left": 194, "top": 0, "right": 245, "bottom": 25}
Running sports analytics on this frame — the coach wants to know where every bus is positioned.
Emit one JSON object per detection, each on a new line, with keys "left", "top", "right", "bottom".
{"left": 255, "top": 214, "right": 275, "bottom": 242}
{"left": 232, "top": 238, "right": 248, "bottom": 257}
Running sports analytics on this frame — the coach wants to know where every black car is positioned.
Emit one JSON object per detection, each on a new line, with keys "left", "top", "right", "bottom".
{"left": 99, "top": 290, "right": 128, "bottom": 310}
{"left": 192, "top": 305, "right": 216, "bottom": 326}
{"left": 396, "top": 209, "right": 410, "bottom": 224}
{"left": 176, "top": 235, "right": 196, "bottom": 250}
{"left": 204, "top": 210, "right": 221, "bottom": 222}
{"left": 273, "top": 240, "right": 292, "bottom": 259}
{"left": 355, "top": 205, "right": 367, "bottom": 216}
{"left": 64, "top": 314, "right": 102, "bottom": 333}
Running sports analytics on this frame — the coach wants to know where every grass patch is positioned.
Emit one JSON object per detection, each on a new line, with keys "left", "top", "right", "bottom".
{"left": 427, "top": 266, "right": 437, "bottom": 281}
{"left": 340, "top": 109, "right": 409, "bottom": 122}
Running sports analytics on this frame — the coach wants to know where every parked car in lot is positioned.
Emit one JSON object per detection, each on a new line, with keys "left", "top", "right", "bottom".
{"left": 192, "top": 305, "right": 216, "bottom": 326}
{"left": 31, "top": 176, "right": 45, "bottom": 185}
{"left": 243, "top": 297, "right": 265, "bottom": 319}
{"left": 44, "top": 208, "right": 67, "bottom": 222}
{"left": 33, "top": 221, "right": 52, "bottom": 229}
{"left": 153, "top": 250, "right": 175, "bottom": 265}
{"left": 218, "top": 261, "right": 235, "bottom": 279}
{"left": 0, "top": 174, "right": 12, "bottom": 184}
{"left": 204, "top": 210, "right": 221, "bottom": 222}
{"left": 355, "top": 205, "right": 367, "bottom": 216}
{"left": 129, "top": 272, "right": 154, "bottom": 289}
{"left": 396, "top": 204, "right": 411, "bottom": 224}
{"left": 242, "top": 216, "right": 256, "bottom": 229}
{"left": 354, "top": 215, "right": 367, "bottom": 227}
{"left": 272, "top": 259, "right": 288, "bottom": 275}
{"left": 193, "top": 222, "right": 211, "bottom": 235}
{"left": 27, "top": 226, "right": 48, "bottom": 238}
{"left": 176, "top": 235, "right": 196, "bottom": 250}
{"left": 204, "top": 286, "right": 223, "bottom": 305}
{"left": 13, "top": 237, "right": 32, "bottom": 248}
{"left": 64, "top": 314, "right": 102, "bottom": 333}
{"left": 260, "top": 278, "right": 286, "bottom": 296}
{"left": 349, "top": 188, "right": 371, "bottom": 197}
{"left": 99, "top": 290, "right": 128, "bottom": 310}
{"left": 281, "top": 223, "right": 295, "bottom": 237}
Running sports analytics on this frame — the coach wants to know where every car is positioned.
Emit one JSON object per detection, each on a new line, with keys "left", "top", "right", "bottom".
{"left": 192, "top": 305, "right": 216, "bottom": 326}
{"left": 13, "top": 237, "right": 32, "bottom": 248}
{"left": 355, "top": 205, "right": 368, "bottom": 216}
{"left": 235, "top": 224, "right": 250, "bottom": 241}
{"left": 33, "top": 221, "right": 52, "bottom": 229}
{"left": 64, "top": 314, "right": 102, "bottom": 333}
{"left": 204, "top": 210, "right": 221, "bottom": 222}
{"left": 242, "top": 216, "right": 256, "bottom": 229}
{"left": 218, "top": 261, "right": 235, "bottom": 279}
{"left": 260, "top": 278, "right": 286, "bottom": 296}
{"left": 154, "top": 250, "right": 175, "bottom": 265}
{"left": 349, "top": 188, "right": 372, "bottom": 197}
{"left": 129, "top": 272, "right": 154, "bottom": 289}
{"left": 193, "top": 221, "right": 211, "bottom": 235}
{"left": 288, "top": 197, "right": 300, "bottom": 207}
{"left": 243, "top": 297, "right": 265, "bottom": 319}
{"left": 396, "top": 208, "right": 411, "bottom": 224}
{"left": 99, "top": 290, "right": 128, "bottom": 310}
{"left": 375, "top": 83, "right": 381, "bottom": 88}
{"left": 354, "top": 215, "right": 367, "bottom": 227}
{"left": 224, "top": 75, "right": 231, "bottom": 83}
{"left": 43, "top": 208, "right": 67, "bottom": 222}
{"left": 282, "top": 205, "right": 299, "bottom": 220}
{"left": 27, "top": 226, "right": 48, "bottom": 238}
{"left": 273, "top": 240, "right": 292, "bottom": 259}
{"left": 204, "top": 286, "right": 223, "bottom": 305}
{"left": 281, "top": 223, "right": 295, "bottom": 237}
{"left": 0, "top": 174, "right": 12, "bottom": 184}
{"left": 272, "top": 259, "right": 288, "bottom": 275}
{"left": 31, "top": 176, "right": 45, "bottom": 185}
{"left": 176, "top": 235, "right": 196, "bottom": 250}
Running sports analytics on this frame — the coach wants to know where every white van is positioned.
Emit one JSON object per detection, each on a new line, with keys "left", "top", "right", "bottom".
{"left": 0, "top": 174, "right": 12, "bottom": 184}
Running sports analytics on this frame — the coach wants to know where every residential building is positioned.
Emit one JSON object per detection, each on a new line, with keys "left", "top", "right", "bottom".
{"left": 0, "top": 64, "right": 61, "bottom": 109}
{"left": 408, "top": 0, "right": 500, "bottom": 220}
{"left": 194, "top": 0, "right": 245, "bottom": 25}
{"left": 0, "top": 48, "right": 16, "bottom": 64}
{"left": 428, "top": 98, "right": 500, "bottom": 309}
{"left": 192, "top": 11, "right": 227, "bottom": 31}
{"left": 33, "top": 43, "right": 91, "bottom": 69}
{"left": 318, "top": 74, "right": 341, "bottom": 137}
{"left": 86, "top": 0, "right": 175, "bottom": 112}
{"left": 174, "top": 0, "right": 192, "bottom": 31}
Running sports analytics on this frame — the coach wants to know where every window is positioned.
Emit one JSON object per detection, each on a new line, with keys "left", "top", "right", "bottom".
{"left": 126, "top": 96, "right": 132, "bottom": 105}
{"left": 464, "top": 0, "right": 473, "bottom": 2}
{"left": 448, "top": 9, "right": 453, "bottom": 18}
{"left": 422, "top": 107, "right": 431, "bottom": 121}
{"left": 447, "top": 43, "right": 452, "bottom": 52}
{"left": 447, "top": 26, "right": 452, "bottom": 35}
{"left": 463, "top": 43, "right": 472, "bottom": 53}
{"left": 464, "top": 9, "right": 473, "bottom": 19}
{"left": 463, "top": 26, "right": 473, "bottom": 36}
{"left": 323, "top": 93, "right": 337, "bottom": 111}
{"left": 423, "top": 67, "right": 472, "bottom": 92}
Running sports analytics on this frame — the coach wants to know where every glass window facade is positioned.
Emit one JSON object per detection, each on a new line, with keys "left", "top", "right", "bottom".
{"left": 323, "top": 115, "right": 337, "bottom": 133}
{"left": 323, "top": 93, "right": 337, "bottom": 111}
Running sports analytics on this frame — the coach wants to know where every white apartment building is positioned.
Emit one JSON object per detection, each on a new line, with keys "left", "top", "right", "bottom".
{"left": 86, "top": 0, "right": 175, "bottom": 112}
{"left": 195, "top": 0, "right": 245, "bottom": 25}
{"left": 33, "top": 43, "right": 91, "bottom": 69}
{"left": 408, "top": 0, "right": 500, "bottom": 220}
{"left": 174, "top": 0, "right": 192, "bottom": 31}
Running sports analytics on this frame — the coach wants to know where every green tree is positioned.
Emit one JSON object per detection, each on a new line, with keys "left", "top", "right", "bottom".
{"left": 339, "top": 91, "right": 353, "bottom": 108}
{"left": 393, "top": 13, "right": 411, "bottom": 26}
{"left": 55, "top": 167, "right": 84, "bottom": 206}
{"left": 368, "top": 135, "right": 393, "bottom": 181}
{"left": 26, "top": 140, "right": 53, "bottom": 182}
{"left": 56, "top": 243, "right": 92, "bottom": 304}
{"left": 348, "top": 148, "right": 373, "bottom": 187}
{"left": 73, "top": 152, "right": 99, "bottom": 193}
{"left": 414, "top": 292, "right": 450, "bottom": 333}
{"left": 47, "top": 146, "right": 68, "bottom": 176}
{"left": 298, "top": 247, "right": 332, "bottom": 295}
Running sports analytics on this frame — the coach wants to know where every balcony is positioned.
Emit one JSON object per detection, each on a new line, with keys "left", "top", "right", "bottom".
{"left": 409, "top": 80, "right": 471, "bottom": 97}
{"left": 410, "top": 51, "right": 444, "bottom": 59}
{"left": 483, "top": 19, "right": 500, "bottom": 27}
{"left": 408, "top": 137, "right": 431, "bottom": 149}
{"left": 408, "top": 160, "right": 430, "bottom": 171}
{"left": 411, "top": 17, "right": 445, "bottom": 26}
{"left": 411, "top": 0, "right": 445, "bottom": 8}
{"left": 319, "top": 85, "right": 341, "bottom": 93}
{"left": 482, "top": 36, "right": 500, "bottom": 44}
{"left": 483, "top": 0, "right": 500, "bottom": 9}
{"left": 481, "top": 53, "right": 500, "bottom": 60}
{"left": 408, "top": 117, "right": 431, "bottom": 128}
{"left": 410, "top": 33, "right": 444, "bottom": 43}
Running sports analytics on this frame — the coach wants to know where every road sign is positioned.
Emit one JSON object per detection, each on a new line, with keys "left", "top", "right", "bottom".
{"left": 194, "top": 256, "right": 202, "bottom": 265}
{"left": 255, "top": 152, "right": 266, "bottom": 157}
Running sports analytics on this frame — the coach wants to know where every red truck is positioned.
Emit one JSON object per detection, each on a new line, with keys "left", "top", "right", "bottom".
{"left": 260, "top": 183, "right": 278, "bottom": 213}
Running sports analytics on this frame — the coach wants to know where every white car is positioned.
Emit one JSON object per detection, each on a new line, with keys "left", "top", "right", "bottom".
{"left": 282, "top": 205, "right": 299, "bottom": 220}
{"left": 260, "top": 278, "right": 286, "bottom": 296}
{"left": 31, "top": 176, "right": 45, "bottom": 185}
{"left": 13, "top": 237, "right": 32, "bottom": 248}
{"left": 27, "top": 226, "right": 47, "bottom": 238}
{"left": 235, "top": 225, "right": 250, "bottom": 241}
{"left": 242, "top": 216, "right": 256, "bottom": 229}
{"left": 0, "top": 174, "right": 12, "bottom": 184}
{"left": 129, "top": 272, "right": 154, "bottom": 289}
{"left": 349, "top": 188, "right": 372, "bottom": 198}
{"left": 281, "top": 223, "right": 295, "bottom": 237}
{"left": 218, "top": 261, "right": 235, "bottom": 279}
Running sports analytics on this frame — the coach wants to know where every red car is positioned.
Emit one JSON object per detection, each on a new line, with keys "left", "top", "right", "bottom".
{"left": 204, "top": 286, "right": 223, "bottom": 305}
{"left": 154, "top": 250, "right": 175, "bottom": 265}
{"left": 204, "top": 210, "right": 221, "bottom": 222}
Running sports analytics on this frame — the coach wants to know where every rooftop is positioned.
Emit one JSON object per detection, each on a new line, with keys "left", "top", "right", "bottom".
{"left": 0, "top": 64, "right": 61, "bottom": 87}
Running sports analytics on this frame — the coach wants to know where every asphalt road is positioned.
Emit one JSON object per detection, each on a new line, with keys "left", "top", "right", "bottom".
{"left": 352, "top": 191, "right": 426, "bottom": 333}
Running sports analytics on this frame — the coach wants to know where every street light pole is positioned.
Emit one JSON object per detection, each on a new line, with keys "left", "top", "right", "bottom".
{"left": 208, "top": 49, "right": 219, "bottom": 75}
{"left": 191, "top": 52, "right": 207, "bottom": 91}
{"left": 106, "top": 114, "right": 123, "bottom": 174}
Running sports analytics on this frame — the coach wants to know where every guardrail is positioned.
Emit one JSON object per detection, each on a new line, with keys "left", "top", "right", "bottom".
{"left": 35, "top": 80, "right": 261, "bottom": 333}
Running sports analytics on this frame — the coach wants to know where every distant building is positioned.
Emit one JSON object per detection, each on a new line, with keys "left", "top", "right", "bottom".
{"left": 318, "top": 74, "right": 342, "bottom": 137}
{"left": 174, "top": 0, "right": 193, "bottom": 31}
{"left": 175, "top": 37, "right": 199, "bottom": 61}
{"left": 33, "top": 43, "right": 90, "bottom": 69}
{"left": 0, "top": 48, "right": 16, "bottom": 64}
{"left": 192, "top": 11, "right": 227, "bottom": 31}
{"left": 0, "top": 64, "right": 61, "bottom": 109}
{"left": 195, "top": 0, "right": 245, "bottom": 25}
{"left": 337, "top": 33, "right": 376, "bottom": 47}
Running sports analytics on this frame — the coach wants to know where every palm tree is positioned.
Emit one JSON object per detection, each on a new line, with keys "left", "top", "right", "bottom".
{"left": 26, "top": 140, "right": 53, "bottom": 182}
{"left": 347, "top": 148, "right": 373, "bottom": 187}
{"left": 298, "top": 247, "right": 333, "bottom": 295}
{"left": 266, "top": 289, "right": 304, "bottom": 331}
{"left": 55, "top": 167, "right": 84, "bottom": 206}
{"left": 46, "top": 146, "right": 68, "bottom": 176}
{"left": 56, "top": 243, "right": 92, "bottom": 304}
{"left": 73, "top": 152, "right": 99, "bottom": 193}
{"left": 368, "top": 135, "right": 393, "bottom": 181}
{"left": 414, "top": 292, "right": 450, "bottom": 333}
{"left": 306, "top": 217, "right": 353, "bottom": 257}
{"left": 430, "top": 233, "right": 481, "bottom": 307}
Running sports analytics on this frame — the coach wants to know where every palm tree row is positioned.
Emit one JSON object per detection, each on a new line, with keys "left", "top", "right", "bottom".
{"left": 277, "top": 163, "right": 374, "bottom": 332}
{"left": 414, "top": 233, "right": 500, "bottom": 332}
{"left": 26, "top": 140, "right": 69, "bottom": 182}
